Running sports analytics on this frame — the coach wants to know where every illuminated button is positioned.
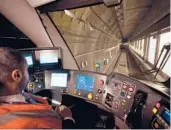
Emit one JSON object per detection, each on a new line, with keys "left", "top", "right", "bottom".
{"left": 123, "top": 84, "right": 127, "bottom": 89}
{"left": 152, "top": 108, "right": 158, "bottom": 114}
{"left": 29, "top": 84, "right": 34, "bottom": 88}
{"left": 154, "top": 122, "right": 159, "bottom": 128}
{"left": 87, "top": 93, "right": 93, "bottom": 100}
{"left": 98, "top": 89, "right": 102, "bottom": 94}
{"left": 126, "top": 95, "right": 131, "bottom": 99}
{"left": 121, "top": 101, "right": 126, "bottom": 106}
{"left": 37, "top": 85, "right": 42, "bottom": 88}
{"left": 35, "top": 79, "right": 39, "bottom": 82}
{"left": 95, "top": 96, "right": 99, "bottom": 100}
{"left": 156, "top": 103, "right": 161, "bottom": 108}
{"left": 97, "top": 80, "right": 104, "bottom": 86}
{"left": 113, "top": 103, "right": 119, "bottom": 109}
{"left": 78, "top": 92, "right": 81, "bottom": 96}
{"left": 129, "top": 87, "right": 133, "bottom": 92}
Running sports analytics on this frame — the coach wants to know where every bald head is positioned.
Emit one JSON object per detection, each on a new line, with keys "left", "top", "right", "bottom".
{"left": 0, "top": 47, "right": 29, "bottom": 95}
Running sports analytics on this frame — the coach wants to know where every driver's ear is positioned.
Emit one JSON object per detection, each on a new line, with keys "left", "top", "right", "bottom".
{"left": 11, "top": 69, "right": 23, "bottom": 83}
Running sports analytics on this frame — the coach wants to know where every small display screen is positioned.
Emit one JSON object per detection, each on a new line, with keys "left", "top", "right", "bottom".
{"left": 76, "top": 74, "right": 95, "bottom": 92}
{"left": 51, "top": 73, "right": 68, "bottom": 87}
{"left": 25, "top": 55, "right": 33, "bottom": 66}
{"left": 40, "top": 52, "right": 58, "bottom": 64}
{"left": 162, "top": 110, "right": 170, "bottom": 124}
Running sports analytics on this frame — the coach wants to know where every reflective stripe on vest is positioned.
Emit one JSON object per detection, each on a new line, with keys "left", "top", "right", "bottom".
{"left": 0, "top": 110, "right": 62, "bottom": 125}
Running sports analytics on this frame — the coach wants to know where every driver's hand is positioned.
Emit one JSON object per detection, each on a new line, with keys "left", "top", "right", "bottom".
{"left": 56, "top": 105, "right": 72, "bottom": 118}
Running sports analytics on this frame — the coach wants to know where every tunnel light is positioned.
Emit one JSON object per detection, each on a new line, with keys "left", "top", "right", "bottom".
{"left": 84, "top": 61, "right": 88, "bottom": 66}
{"left": 105, "top": 46, "right": 119, "bottom": 52}
{"left": 88, "top": 24, "right": 94, "bottom": 31}
{"left": 64, "top": 10, "right": 76, "bottom": 18}
{"left": 81, "top": 62, "right": 85, "bottom": 68}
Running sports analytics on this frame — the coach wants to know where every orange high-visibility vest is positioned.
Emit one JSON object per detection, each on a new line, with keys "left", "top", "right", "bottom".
{"left": 0, "top": 93, "right": 62, "bottom": 129}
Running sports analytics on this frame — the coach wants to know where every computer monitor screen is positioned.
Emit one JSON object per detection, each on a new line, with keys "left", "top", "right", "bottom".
{"left": 24, "top": 55, "right": 33, "bottom": 66}
{"left": 40, "top": 52, "right": 58, "bottom": 64}
{"left": 76, "top": 74, "right": 95, "bottom": 92}
{"left": 51, "top": 73, "right": 68, "bottom": 87}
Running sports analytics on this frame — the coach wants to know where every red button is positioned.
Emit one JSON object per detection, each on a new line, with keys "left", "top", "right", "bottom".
{"left": 123, "top": 85, "right": 127, "bottom": 89}
{"left": 97, "top": 80, "right": 104, "bottom": 86}
{"left": 129, "top": 87, "right": 133, "bottom": 92}
{"left": 154, "top": 122, "right": 159, "bottom": 128}
{"left": 114, "top": 104, "right": 118, "bottom": 109}
{"left": 156, "top": 103, "right": 161, "bottom": 108}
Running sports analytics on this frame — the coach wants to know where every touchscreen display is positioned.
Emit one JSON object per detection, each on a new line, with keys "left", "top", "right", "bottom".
{"left": 51, "top": 73, "right": 68, "bottom": 87}
{"left": 76, "top": 74, "right": 95, "bottom": 92}
{"left": 40, "top": 52, "right": 58, "bottom": 64}
{"left": 25, "top": 55, "right": 33, "bottom": 66}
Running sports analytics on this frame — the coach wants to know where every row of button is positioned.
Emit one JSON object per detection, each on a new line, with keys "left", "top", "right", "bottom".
{"left": 73, "top": 91, "right": 93, "bottom": 100}
{"left": 113, "top": 81, "right": 136, "bottom": 93}
{"left": 120, "top": 90, "right": 132, "bottom": 99}
{"left": 122, "top": 82, "right": 136, "bottom": 93}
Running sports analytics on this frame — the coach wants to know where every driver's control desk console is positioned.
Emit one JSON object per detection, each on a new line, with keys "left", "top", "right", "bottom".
{"left": 19, "top": 48, "right": 170, "bottom": 129}
{"left": 44, "top": 70, "right": 170, "bottom": 129}
{"left": 44, "top": 70, "right": 137, "bottom": 121}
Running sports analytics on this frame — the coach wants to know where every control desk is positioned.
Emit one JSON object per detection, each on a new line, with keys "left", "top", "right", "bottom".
{"left": 43, "top": 69, "right": 170, "bottom": 129}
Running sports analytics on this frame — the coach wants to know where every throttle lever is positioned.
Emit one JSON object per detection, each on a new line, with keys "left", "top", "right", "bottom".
{"left": 126, "top": 90, "right": 148, "bottom": 129}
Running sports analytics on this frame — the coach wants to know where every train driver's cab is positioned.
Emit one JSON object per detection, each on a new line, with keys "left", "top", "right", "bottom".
{"left": 17, "top": 47, "right": 170, "bottom": 129}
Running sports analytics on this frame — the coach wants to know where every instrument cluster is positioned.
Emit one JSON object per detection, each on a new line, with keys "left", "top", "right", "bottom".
{"left": 45, "top": 70, "right": 107, "bottom": 104}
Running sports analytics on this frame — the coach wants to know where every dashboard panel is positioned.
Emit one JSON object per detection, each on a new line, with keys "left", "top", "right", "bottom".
{"left": 45, "top": 70, "right": 107, "bottom": 105}
{"left": 43, "top": 69, "right": 170, "bottom": 129}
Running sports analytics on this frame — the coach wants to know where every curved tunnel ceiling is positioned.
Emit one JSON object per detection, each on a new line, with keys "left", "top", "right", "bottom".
{"left": 48, "top": 0, "right": 153, "bottom": 56}
{"left": 49, "top": 4, "right": 121, "bottom": 56}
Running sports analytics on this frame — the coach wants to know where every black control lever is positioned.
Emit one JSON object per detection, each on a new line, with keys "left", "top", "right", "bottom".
{"left": 126, "top": 90, "right": 148, "bottom": 129}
